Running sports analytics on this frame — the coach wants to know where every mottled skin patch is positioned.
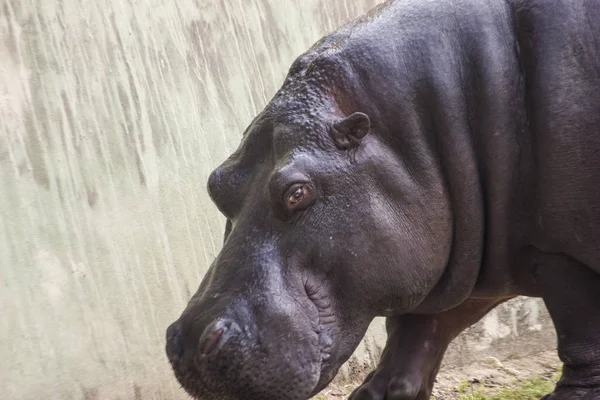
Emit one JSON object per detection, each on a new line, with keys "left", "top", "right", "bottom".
{"left": 166, "top": 0, "right": 600, "bottom": 399}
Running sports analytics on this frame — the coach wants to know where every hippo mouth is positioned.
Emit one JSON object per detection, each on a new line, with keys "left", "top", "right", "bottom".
{"left": 305, "top": 283, "right": 340, "bottom": 396}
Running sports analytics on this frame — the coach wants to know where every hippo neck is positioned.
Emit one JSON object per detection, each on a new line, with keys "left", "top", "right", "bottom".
{"left": 321, "top": 0, "right": 526, "bottom": 311}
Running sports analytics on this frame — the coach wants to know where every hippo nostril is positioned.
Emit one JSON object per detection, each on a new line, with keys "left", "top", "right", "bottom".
{"left": 201, "top": 328, "right": 224, "bottom": 355}
{"left": 199, "top": 319, "right": 233, "bottom": 357}
{"left": 166, "top": 321, "right": 184, "bottom": 361}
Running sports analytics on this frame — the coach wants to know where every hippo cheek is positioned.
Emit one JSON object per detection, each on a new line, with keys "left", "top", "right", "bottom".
{"left": 166, "top": 299, "right": 325, "bottom": 400}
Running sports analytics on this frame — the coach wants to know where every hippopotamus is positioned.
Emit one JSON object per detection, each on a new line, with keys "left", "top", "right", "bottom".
{"left": 165, "top": 0, "right": 600, "bottom": 398}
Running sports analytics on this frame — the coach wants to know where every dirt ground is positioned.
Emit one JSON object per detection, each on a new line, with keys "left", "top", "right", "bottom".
{"left": 315, "top": 350, "right": 561, "bottom": 399}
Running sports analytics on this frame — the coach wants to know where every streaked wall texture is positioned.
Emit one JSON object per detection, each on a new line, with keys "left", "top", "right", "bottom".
{"left": 0, "top": 1, "right": 555, "bottom": 399}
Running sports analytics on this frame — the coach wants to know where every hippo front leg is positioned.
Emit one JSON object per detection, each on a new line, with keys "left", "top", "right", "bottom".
{"left": 349, "top": 298, "right": 509, "bottom": 400}
{"left": 536, "top": 254, "right": 600, "bottom": 400}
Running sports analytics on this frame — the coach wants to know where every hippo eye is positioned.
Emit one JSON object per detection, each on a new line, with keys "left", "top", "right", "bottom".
{"left": 287, "top": 185, "right": 306, "bottom": 206}
{"left": 283, "top": 183, "right": 314, "bottom": 212}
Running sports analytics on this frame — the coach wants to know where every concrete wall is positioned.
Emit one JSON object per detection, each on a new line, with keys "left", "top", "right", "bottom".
{"left": 0, "top": 0, "right": 555, "bottom": 399}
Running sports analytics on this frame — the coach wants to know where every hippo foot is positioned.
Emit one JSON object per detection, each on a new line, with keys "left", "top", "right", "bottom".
{"left": 541, "top": 388, "right": 600, "bottom": 400}
{"left": 348, "top": 369, "right": 430, "bottom": 400}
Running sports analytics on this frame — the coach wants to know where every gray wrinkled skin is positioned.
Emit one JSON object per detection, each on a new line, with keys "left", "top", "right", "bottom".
{"left": 166, "top": 0, "right": 600, "bottom": 399}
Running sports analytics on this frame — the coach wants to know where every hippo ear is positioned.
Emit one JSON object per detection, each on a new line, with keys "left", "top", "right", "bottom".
{"left": 331, "top": 112, "right": 371, "bottom": 149}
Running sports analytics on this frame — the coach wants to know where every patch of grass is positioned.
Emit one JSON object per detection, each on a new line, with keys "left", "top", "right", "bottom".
{"left": 456, "top": 373, "right": 561, "bottom": 400}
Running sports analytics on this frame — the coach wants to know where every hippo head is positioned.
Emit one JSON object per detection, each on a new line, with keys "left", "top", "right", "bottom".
{"left": 166, "top": 73, "right": 453, "bottom": 399}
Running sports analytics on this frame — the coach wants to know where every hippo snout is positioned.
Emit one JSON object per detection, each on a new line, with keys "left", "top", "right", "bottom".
{"left": 165, "top": 297, "right": 323, "bottom": 400}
